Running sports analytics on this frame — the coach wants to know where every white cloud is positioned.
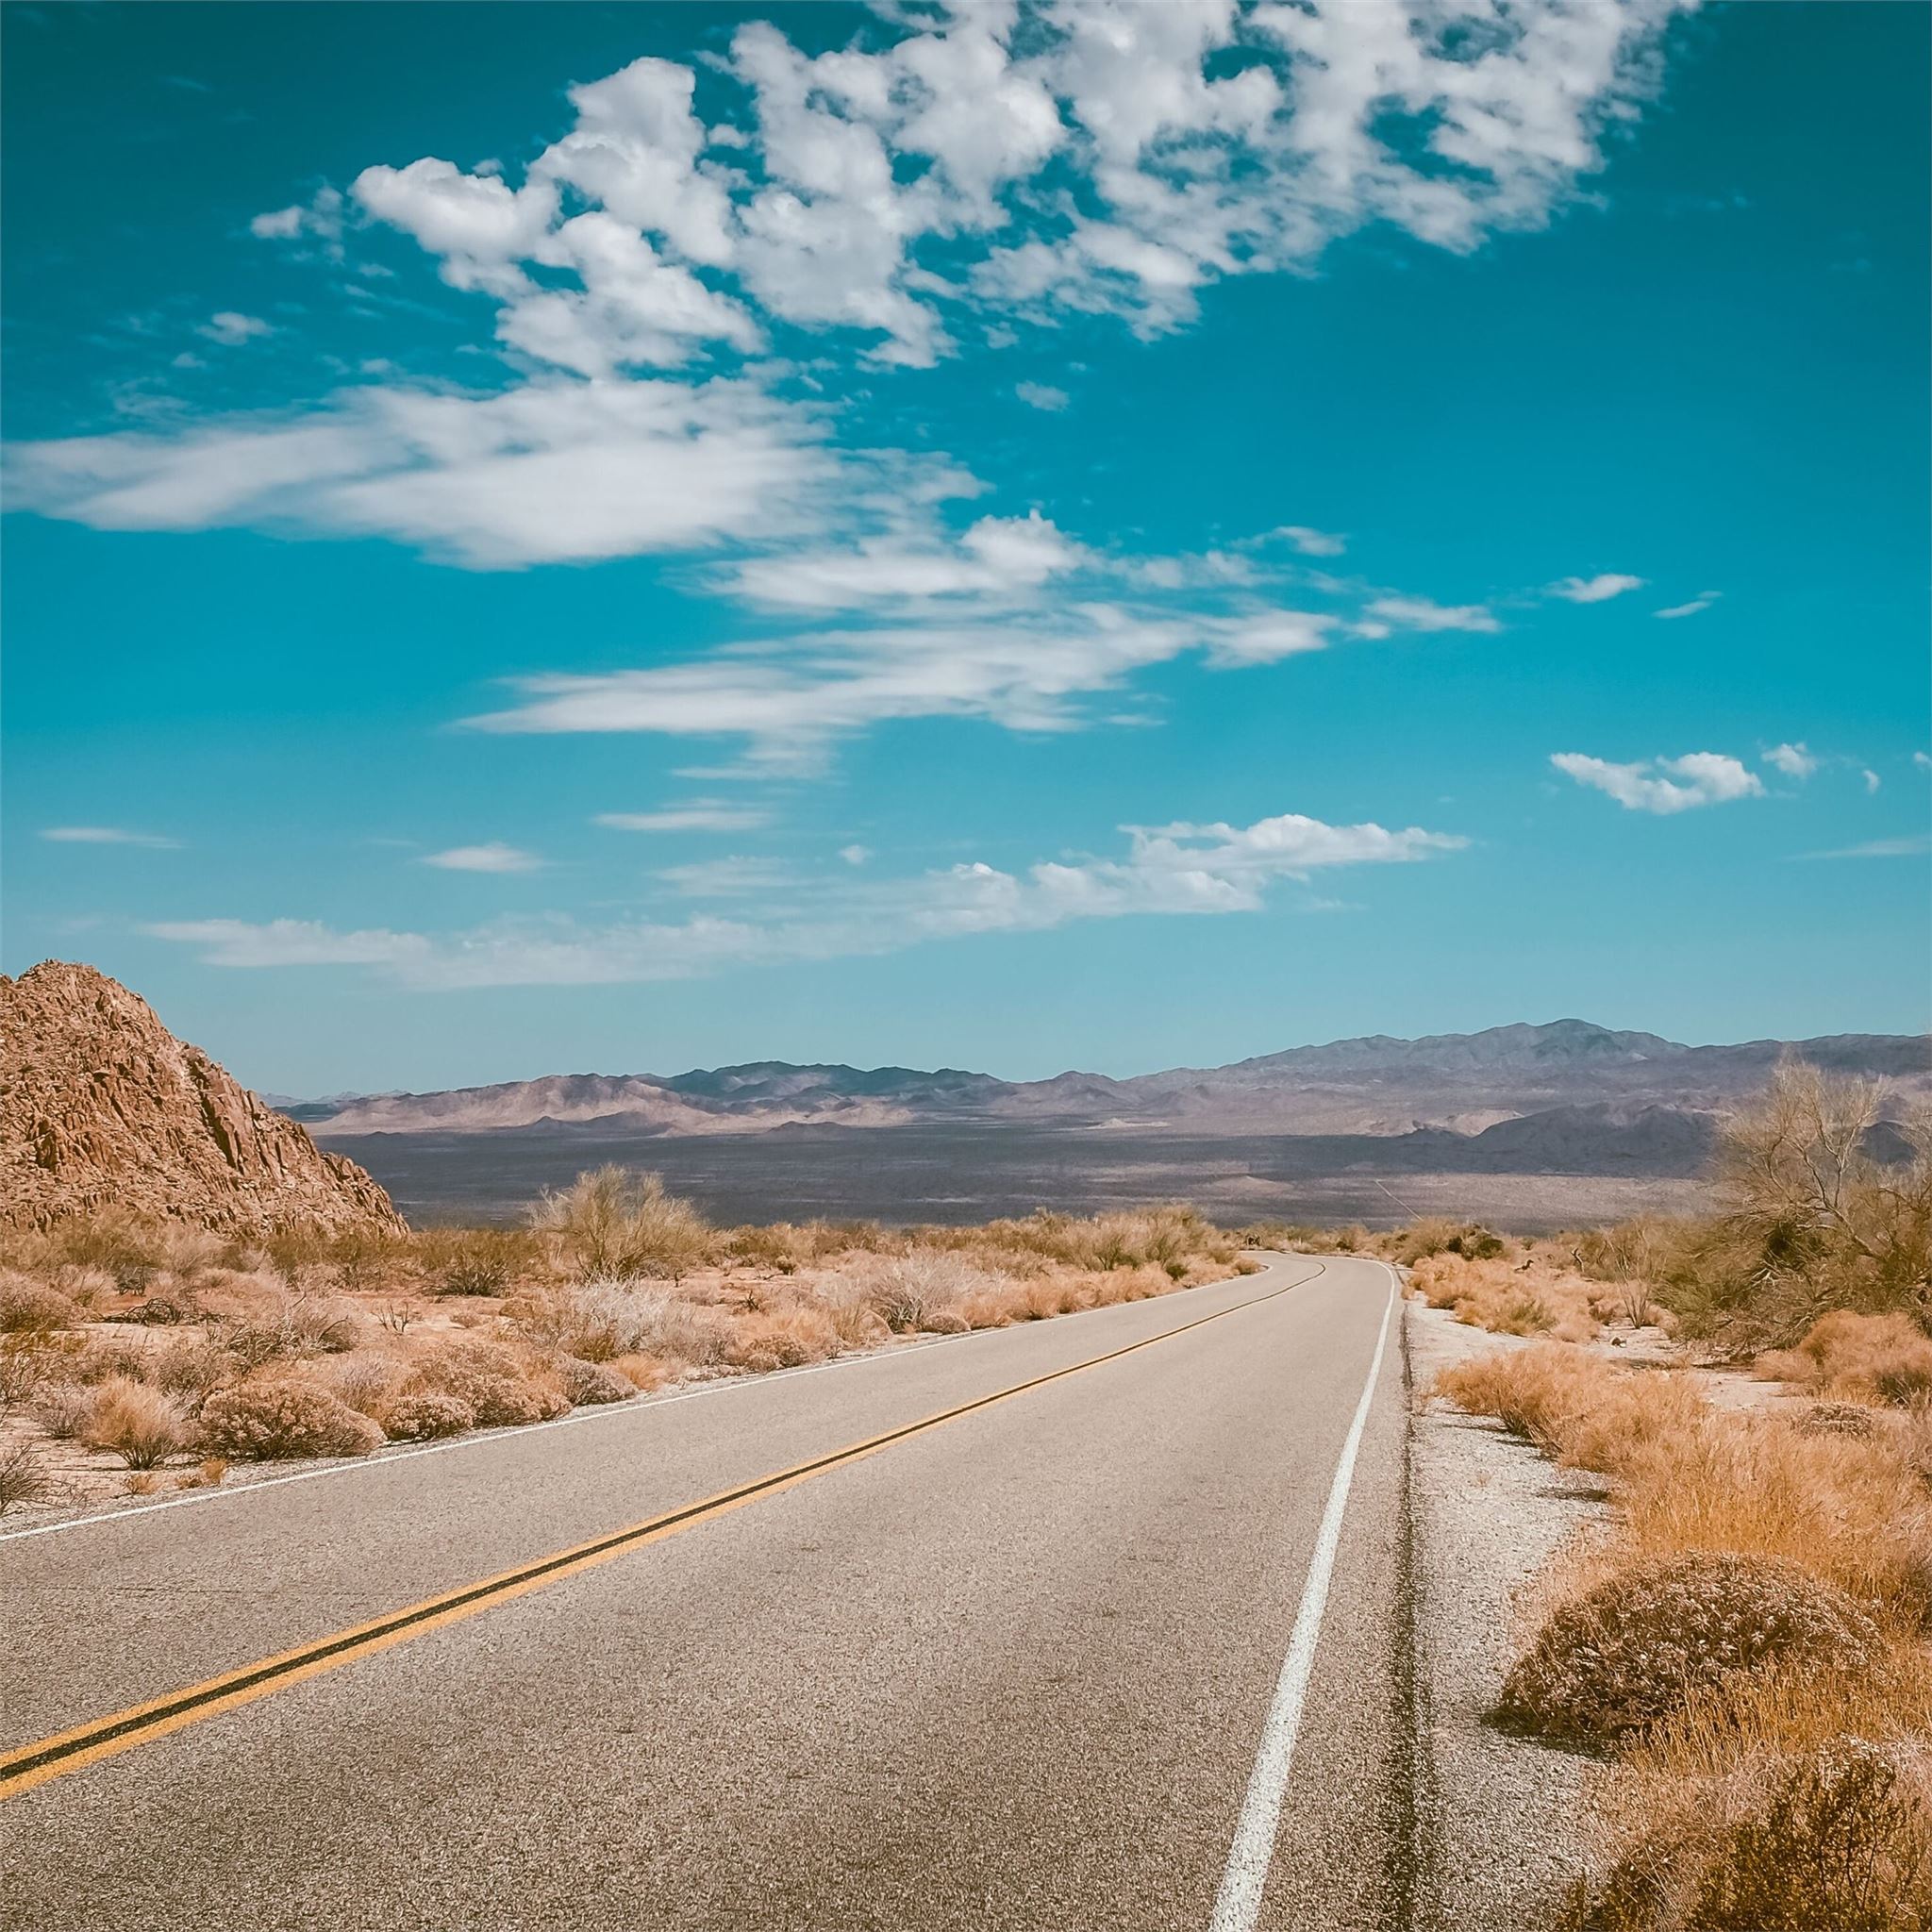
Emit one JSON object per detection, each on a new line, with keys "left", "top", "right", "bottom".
{"left": 144, "top": 807, "right": 1465, "bottom": 989}
{"left": 1914, "top": 751, "right": 1932, "bottom": 773}
{"left": 838, "top": 843, "right": 872, "bottom": 866}
{"left": 1862, "top": 767, "right": 1882, "bottom": 794}
{"left": 198, "top": 311, "right": 274, "bottom": 346}
{"left": 41, "top": 825, "right": 181, "bottom": 850}
{"left": 593, "top": 800, "right": 771, "bottom": 833}
{"left": 655, "top": 856, "right": 791, "bottom": 897}
{"left": 1763, "top": 741, "right": 1819, "bottom": 780}
{"left": 1015, "top": 381, "right": 1069, "bottom": 412}
{"left": 421, "top": 841, "right": 543, "bottom": 873}
{"left": 1275, "top": 525, "right": 1346, "bottom": 558}
{"left": 1799, "top": 833, "right": 1931, "bottom": 861}
{"left": 1365, "top": 595, "right": 1501, "bottom": 634}
{"left": 8, "top": 377, "right": 836, "bottom": 568}
{"left": 1551, "top": 750, "right": 1766, "bottom": 814}
{"left": 1548, "top": 572, "right": 1643, "bottom": 603}
{"left": 727, "top": 509, "right": 1088, "bottom": 610}
{"left": 1655, "top": 591, "right": 1720, "bottom": 619}
{"left": 250, "top": 187, "right": 344, "bottom": 255}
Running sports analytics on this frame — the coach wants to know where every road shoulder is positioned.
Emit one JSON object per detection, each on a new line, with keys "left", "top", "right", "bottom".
{"left": 1406, "top": 1298, "right": 1607, "bottom": 1930}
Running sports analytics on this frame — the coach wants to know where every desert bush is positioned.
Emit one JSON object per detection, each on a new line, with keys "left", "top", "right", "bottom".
{"left": 323, "top": 1353, "right": 404, "bottom": 1419}
{"left": 1501, "top": 1552, "right": 1881, "bottom": 1742}
{"left": 0, "top": 1439, "right": 52, "bottom": 1515}
{"left": 848, "top": 1250, "right": 999, "bottom": 1331}
{"left": 0, "top": 1338, "right": 51, "bottom": 1414}
{"left": 198, "top": 1378, "right": 383, "bottom": 1460}
{"left": 1568, "top": 1729, "right": 1932, "bottom": 1932}
{"left": 416, "top": 1225, "right": 537, "bottom": 1297}
{"left": 556, "top": 1356, "right": 635, "bottom": 1406}
{"left": 30, "top": 1381, "right": 91, "bottom": 1439}
{"left": 1757, "top": 1310, "right": 1932, "bottom": 1407}
{"left": 533, "top": 1168, "right": 711, "bottom": 1284}
{"left": 150, "top": 1335, "right": 236, "bottom": 1408}
{"left": 1799, "top": 1399, "right": 1886, "bottom": 1439}
{"left": 407, "top": 1341, "right": 569, "bottom": 1427}
{"left": 0, "top": 1272, "right": 82, "bottom": 1335}
{"left": 514, "top": 1280, "right": 735, "bottom": 1368}
{"left": 722, "top": 1307, "right": 841, "bottom": 1373}
{"left": 379, "top": 1391, "right": 475, "bottom": 1441}
{"left": 81, "top": 1374, "right": 191, "bottom": 1469}
{"left": 723, "top": 1224, "right": 807, "bottom": 1273}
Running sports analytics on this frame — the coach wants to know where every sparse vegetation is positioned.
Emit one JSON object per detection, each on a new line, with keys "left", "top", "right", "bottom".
{"left": 0, "top": 1178, "right": 1254, "bottom": 1514}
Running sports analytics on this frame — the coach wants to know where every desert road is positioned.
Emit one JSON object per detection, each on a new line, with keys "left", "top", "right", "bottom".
{"left": 1, "top": 1254, "right": 1418, "bottom": 1931}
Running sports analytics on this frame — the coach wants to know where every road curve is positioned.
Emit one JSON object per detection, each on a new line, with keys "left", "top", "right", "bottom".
{"left": 2, "top": 1253, "right": 1414, "bottom": 1931}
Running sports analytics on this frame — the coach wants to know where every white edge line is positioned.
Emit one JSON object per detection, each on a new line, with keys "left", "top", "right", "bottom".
{"left": 1207, "top": 1260, "right": 1399, "bottom": 1932}
{"left": 0, "top": 1253, "right": 1305, "bottom": 1548}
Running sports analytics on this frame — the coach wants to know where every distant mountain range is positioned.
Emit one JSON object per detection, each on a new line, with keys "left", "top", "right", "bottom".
{"left": 295, "top": 1020, "right": 1931, "bottom": 1154}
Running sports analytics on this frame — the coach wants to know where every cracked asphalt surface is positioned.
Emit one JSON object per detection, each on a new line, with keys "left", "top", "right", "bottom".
{"left": 3, "top": 1252, "right": 1413, "bottom": 1931}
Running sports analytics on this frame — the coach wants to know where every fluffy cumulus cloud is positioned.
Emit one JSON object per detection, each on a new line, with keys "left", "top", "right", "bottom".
{"left": 1550, "top": 750, "right": 1766, "bottom": 814}
{"left": 143, "top": 807, "right": 1466, "bottom": 989}
{"left": 1762, "top": 741, "right": 1818, "bottom": 780}
{"left": 10, "top": 0, "right": 1690, "bottom": 541}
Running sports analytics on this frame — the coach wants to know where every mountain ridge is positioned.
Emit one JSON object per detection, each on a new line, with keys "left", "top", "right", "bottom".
{"left": 299, "top": 1019, "right": 1931, "bottom": 1141}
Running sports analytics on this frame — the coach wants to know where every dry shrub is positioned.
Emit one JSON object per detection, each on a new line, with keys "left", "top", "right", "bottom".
{"left": 1501, "top": 1552, "right": 1881, "bottom": 1742}
{"left": 31, "top": 1382, "right": 92, "bottom": 1440}
{"left": 1614, "top": 1417, "right": 1932, "bottom": 1632}
{"left": 81, "top": 1375, "right": 190, "bottom": 1468}
{"left": 846, "top": 1250, "right": 999, "bottom": 1331}
{"left": 380, "top": 1391, "right": 475, "bottom": 1441}
{"left": 723, "top": 1307, "right": 842, "bottom": 1374}
{"left": 407, "top": 1341, "right": 568, "bottom": 1427}
{"left": 0, "top": 1439, "right": 52, "bottom": 1514}
{"left": 0, "top": 1272, "right": 82, "bottom": 1334}
{"left": 323, "top": 1352, "right": 404, "bottom": 1419}
{"left": 70, "top": 1335, "right": 155, "bottom": 1385}
{"left": 610, "top": 1352, "right": 675, "bottom": 1391}
{"left": 1433, "top": 1343, "right": 1606, "bottom": 1443}
{"left": 1413, "top": 1251, "right": 1599, "bottom": 1341}
{"left": 556, "top": 1357, "right": 635, "bottom": 1406}
{"left": 509, "top": 1278, "right": 733, "bottom": 1364}
{"left": 151, "top": 1334, "right": 236, "bottom": 1409}
{"left": 533, "top": 1167, "right": 711, "bottom": 1284}
{"left": 198, "top": 1379, "right": 384, "bottom": 1460}
{"left": 1757, "top": 1310, "right": 1932, "bottom": 1408}
{"left": 416, "top": 1225, "right": 537, "bottom": 1297}
{"left": 1569, "top": 1697, "right": 1932, "bottom": 1932}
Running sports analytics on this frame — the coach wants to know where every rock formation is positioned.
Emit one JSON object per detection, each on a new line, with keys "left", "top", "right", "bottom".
{"left": 0, "top": 961, "right": 404, "bottom": 1234}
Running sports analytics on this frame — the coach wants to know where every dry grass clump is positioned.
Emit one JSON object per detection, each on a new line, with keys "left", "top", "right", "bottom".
{"left": 1500, "top": 1552, "right": 1882, "bottom": 1743}
{"left": 0, "top": 1272, "right": 84, "bottom": 1334}
{"left": 1564, "top": 1651, "right": 1932, "bottom": 1931}
{"left": 1757, "top": 1310, "right": 1932, "bottom": 1408}
{"left": 198, "top": 1379, "right": 384, "bottom": 1460}
{"left": 1439, "top": 1344, "right": 1932, "bottom": 1630}
{"left": 80, "top": 1374, "right": 191, "bottom": 1469}
{"left": 554, "top": 1356, "right": 635, "bottom": 1407}
{"left": 1412, "top": 1251, "right": 1601, "bottom": 1341}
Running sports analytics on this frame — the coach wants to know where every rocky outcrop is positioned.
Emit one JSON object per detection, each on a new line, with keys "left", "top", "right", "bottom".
{"left": 0, "top": 961, "right": 404, "bottom": 1234}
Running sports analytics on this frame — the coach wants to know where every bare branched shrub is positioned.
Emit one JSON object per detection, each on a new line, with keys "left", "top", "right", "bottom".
{"left": 533, "top": 1168, "right": 712, "bottom": 1285}
{"left": 81, "top": 1375, "right": 190, "bottom": 1469}
{"left": 0, "top": 1439, "right": 52, "bottom": 1515}
{"left": 31, "top": 1382, "right": 91, "bottom": 1440}
{"left": 847, "top": 1250, "right": 999, "bottom": 1331}
{"left": 198, "top": 1379, "right": 383, "bottom": 1460}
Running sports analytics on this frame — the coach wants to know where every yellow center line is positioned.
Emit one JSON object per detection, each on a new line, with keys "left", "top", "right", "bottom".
{"left": 2, "top": 1260, "right": 1324, "bottom": 1802}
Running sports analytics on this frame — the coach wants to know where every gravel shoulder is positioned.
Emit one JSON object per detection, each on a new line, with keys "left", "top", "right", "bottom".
{"left": 1406, "top": 1298, "right": 1610, "bottom": 1929}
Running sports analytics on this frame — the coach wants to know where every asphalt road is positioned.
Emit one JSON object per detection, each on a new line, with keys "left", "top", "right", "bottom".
{"left": 2, "top": 1253, "right": 1414, "bottom": 1931}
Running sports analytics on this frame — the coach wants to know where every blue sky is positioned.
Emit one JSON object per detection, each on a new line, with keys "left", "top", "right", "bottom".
{"left": 3, "top": 0, "right": 1927, "bottom": 1096}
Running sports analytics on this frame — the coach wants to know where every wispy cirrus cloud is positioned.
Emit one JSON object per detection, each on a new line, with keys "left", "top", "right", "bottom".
{"left": 1797, "top": 833, "right": 1931, "bottom": 861}
{"left": 421, "top": 841, "right": 544, "bottom": 873}
{"left": 1655, "top": 591, "right": 1721, "bottom": 619}
{"left": 143, "top": 807, "right": 1466, "bottom": 990}
{"left": 1551, "top": 750, "right": 1765, "bottom": 814}
{"left": 593, "top": 800, "right": 771, "bottom": 833}
{"left": 42, "top": 825, "right": 181, "bottom": 850}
